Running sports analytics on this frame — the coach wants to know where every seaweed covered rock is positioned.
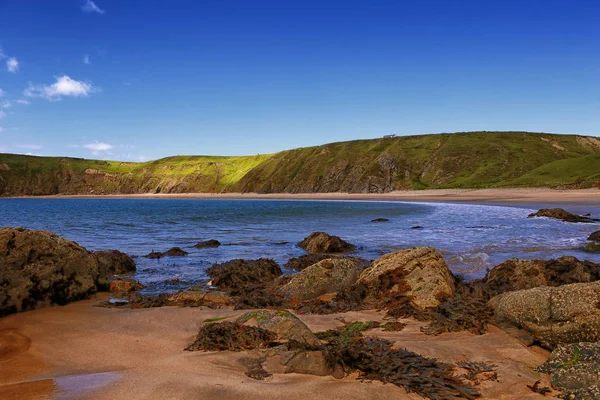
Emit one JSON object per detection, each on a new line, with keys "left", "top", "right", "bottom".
{"left": 92, "top": 250, "right": 136, "bottom": 282}
{"left": 284, "top": 254, "right": 369, "bottom": 271}
{"left": 484, "top": 257, "right": 600, "bottom": 296}
{"left": 538, "top": 342, "right": 600, "bottom": 400}
{"left": 527, "top": 208, "right": 596, "bottom": 223}
{"left": 207, "top": 258, "right": 282, "bottom": 294}
{"left": 359, "top": 247, "right": 454, "bottom": 308}
{"left": 235, "top": 309, "right": 321, "bottom": 347}
{"left": 297, "top": 232, "right": 356, "bottom": 254}
{"left": 588, "top": 230, "right": 600, "bottom": 242}
{"left": 193, "top": 239, "right": 221, "bottom": 248}
{"left": 0, "top": 227, "right": 101, "bottom": 316}
{"left": 280, "top": 258, "right": 362, "bottom": 301}
{"left": 492, "top": 281, "right": 600, "bottom": 349}
{"left": 185, "top": 321, "right": 277, "bottom": 351}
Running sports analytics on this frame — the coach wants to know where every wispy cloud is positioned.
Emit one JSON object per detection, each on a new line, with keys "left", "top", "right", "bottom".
{"left": 16, "top": 144, "right": 43, "bottom": 150}
{"left": 0, "top": 88, "right": 4, "bottom": 97}
{"left": 0, "top": 127, "right": 3, "bottom": 133}
{"left": 81, "top": 0, "right": 105, "bottom": 14}
{"left": 0, "top": 110, "right": 6, "bottom": 120}
{"left": 83, "top": 54, "right": 91, "bottom": 64}
{"left": 2, "top": 101, "right": 11, "bottom": 109}
{"left": 24, "top": 75, "right": 99, "bottom": 101}
{"left": 15, "top": 99, "right": 30, "bottom": 105}
{"left": 6, "top": 57, "right": 19, "bottom": 73}
{"left": 83, "top": 142, "right": 113, "bottom": 151}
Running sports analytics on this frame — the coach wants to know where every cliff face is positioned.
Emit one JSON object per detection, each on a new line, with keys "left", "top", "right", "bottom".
{"left": 2, "top": 132, "right": 600, "bottom": 196}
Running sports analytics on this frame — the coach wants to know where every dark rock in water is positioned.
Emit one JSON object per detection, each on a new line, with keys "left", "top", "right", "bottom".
{"left": 491, "top": 281, "right": 600, "bottom": 349}
{"left": 207, "top": 258, "right": 282, "bottom": 294}
{"left": 185, "top": 321, "right": 277, "bottom": 352}
{"left": 584, "top": 242, "right": 600, "bottom": 253}
{"left": 411, "top": 226, "right": 424, "bottom": 229}
{"left": 528, "top": 208, "right": 596, "bottom": 223}
{"left": 370, "top": 218, "right": 389, "bottom": 223}
{"left": 143, "top": 247, "right": 188, "bottom": 259}
{"left": 193, "top": 239, "right": 221, "bottom": 248}
{"left": 537, "top": 342, "right": 600, "bottom": 400}
{"left": 0, "top": 227, "right": 136, "bottom": 317}
{"left": 284, "top": 254, "right": 369, "bottom": 271}
{"left": 298, "top": 232, "right": 356, "bottom": 254}
{"left": 588, "top": 230, "right": 600, "bottom": 242}
{"left": 280, "top": 258, "right": 363, "bottom": 301}
{"left": 484, "top": 256, "right": 600, "bottom": 297}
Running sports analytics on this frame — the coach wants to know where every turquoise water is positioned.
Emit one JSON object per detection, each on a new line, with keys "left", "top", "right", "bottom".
{"left": 1, "top": 199, "right": 599, "bottom": 293}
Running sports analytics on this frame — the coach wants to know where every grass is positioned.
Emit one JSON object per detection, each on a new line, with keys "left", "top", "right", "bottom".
{"left": 2, "top": 131, "right": 600, "bottom": 196}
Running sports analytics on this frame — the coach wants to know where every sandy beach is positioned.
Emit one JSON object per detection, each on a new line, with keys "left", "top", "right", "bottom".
{"left": 8, "top": 188, "right": 600, "bottom": 204}
{"left": 0, "top": 293, "right": 554, "bottom": 400}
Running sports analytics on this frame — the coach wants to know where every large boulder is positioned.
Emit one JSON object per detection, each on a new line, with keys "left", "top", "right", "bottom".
{"left": 528, "top": 208, "right": 596, "bottom": 223}
{"left": 207, "top": 258, "right": 282, "bottom": 294}
{"left": 235, "top": 309, "right": 321, "bottom": 347}
{"left": 297, "top": 232, "right": 356, "bottom": 254}
{"left": 358, "top": 247, "right": 454, "bottom": 308}
{"left": 280, "top": 258, "right": 362, "bottom": 301}
{"left": 0, "top": 227, "right": 137, "bottom": 317}
{"left": 538, "top": 342, "right": 600, "bottom": 400}
{"left": 588, "top": 231, "right": 600, "bottom": 242}
{"left": 484, "top": 257, "right": 600, "bottom": 297}
{"left": 492, "top": 281, "right": 600, "bottom": 349}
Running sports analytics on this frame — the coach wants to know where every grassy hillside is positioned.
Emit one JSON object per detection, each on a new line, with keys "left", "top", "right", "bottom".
{"left": 1, "top": 132, "right": 600, "bottom": 196}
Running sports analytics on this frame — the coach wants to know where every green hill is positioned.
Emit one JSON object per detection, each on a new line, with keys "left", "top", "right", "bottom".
{"left": 1, "top": 132, "right": 600, "bottom": 196}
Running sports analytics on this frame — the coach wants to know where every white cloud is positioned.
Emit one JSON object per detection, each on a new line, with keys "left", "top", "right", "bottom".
{"left": 24, "top": 75, "right": 99, "bottom": 101}
{"left": 15, "top": 99, "right": 30, "bottom": 105}
{"left": 0, "top": 110, "right": 6, "bottom": 120}
{"left": 16, "top": 144, "right": 43, "bottom": 150}
{"left": 6, "top": 57, "right": 19, "bottom": 73}
{"left": 82, "top": 1, "right": 105, "bottom": 14}
{"left": 83, "top": 54, "right": 91, "bottom": 64}
{"left": 2, "top": 101, "right": 11, "bottom": 108}
{"left": 83, "top": 142, "right": 113, "bottom": 151}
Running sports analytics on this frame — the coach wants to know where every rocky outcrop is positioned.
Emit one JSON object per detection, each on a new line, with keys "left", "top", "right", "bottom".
{"left": 538, "top": 342, "right": 600, "bottom": 400}
{"left": 484, "top": 256, "right": 600, "bottom": 296}
{"left": 359, "top": 247, "right": 454, "bottom": 308}
{"left": 193, "top": 239, "right": 221, "bottom": 248}
{"left": 0, "top": 227, "right": 136, "bottom": 317}
{"left": 528, "top": 208, "right": 596, "bottom": 223}
{"left": 298, "top": 232, "right": 356, "bottom": 254}
{"left": 235, "top": 309, "right": 321, "bottom": 347}
{"left": 207, "top": 259, "right": 282, "bottom": 294}
{"left": 280, "top": 258, "right": 362, "bottom": 301}
{"left": 492, "top": 281, "right": 600, "bottom": 349}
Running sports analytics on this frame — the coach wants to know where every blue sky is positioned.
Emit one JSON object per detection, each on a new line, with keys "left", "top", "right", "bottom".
{"left": 0, "top": 0, "right": 599, "bottom": 161}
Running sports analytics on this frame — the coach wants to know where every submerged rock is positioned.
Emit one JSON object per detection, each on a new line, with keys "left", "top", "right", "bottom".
{"left": 492, "top": 281, "right": 600, "bottom": 349}
{"left": 0, "top": 227, "right": 136, "bottom": 317}
{"left": 143, "top": 247, "right": 188, "bottom": 259}
{"left": 370, "top": 218, "right": 389, "bottom": 223}
{"left": 297, "top": 232, "right": 356, "bottom": 254}
{"left": 207, "top": 258, "right": 282, "bottom": 294}
{"left": 359, "top": 247, "right": 454, "bottom": 308}
{"left": 280, "top": 258, "right": 362, "bottom": 301}
{"left": 235, "top": 309, "right": 321, "bottom": 347}
{"left": 584, "top": 242, "right": 600, "bottom": 253}
{"left": 528, "top": 208, "right": 596, "bottom": 223}
{"left": 193, "top": 239, "right": 221, "bottom": 248}
{"left": 538, "top": 342, "right": 600, "bottom": 400}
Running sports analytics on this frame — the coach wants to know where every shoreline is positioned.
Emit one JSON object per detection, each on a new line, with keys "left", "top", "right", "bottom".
{"left": 4, "top": 188, "right": 600, "bottom": 204}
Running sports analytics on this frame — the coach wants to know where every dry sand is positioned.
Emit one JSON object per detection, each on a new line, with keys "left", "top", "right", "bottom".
{"left": 13, "top": 188, "right": 600, "bottom": 204}
{"left": 0, "top": 293, "right": 554, "bottom": 400}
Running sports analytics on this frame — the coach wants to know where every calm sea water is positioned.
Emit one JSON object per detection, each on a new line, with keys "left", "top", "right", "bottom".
{"left": 1, "top": 199, "right": 599, "bottom": 294}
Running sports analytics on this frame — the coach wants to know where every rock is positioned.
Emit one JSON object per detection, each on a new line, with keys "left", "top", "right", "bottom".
{"left": 371, "top": 218, "right": 389, "bottom": 223}
{"left": 235, "top": 309, "right": 321, "bottom": 347}
{"left": 584, "top": 242, "right": 600, "bottom": 253}
{"left": 280, "top": 258, "right": 362, "bottom": 301}
{"left": 166, "top": 290, "right": 233, "bottom": 307}
{"left": 411, "top": 226, "right": 424, "bottom": 229}
{"left": 92, "top": 250, "right": 137, "bottom": 284}
{"left": 537, "top": 342, "right": 600, "bottom": 400}
{"left": 297, "top": 232, "right": 356, "bottom": 254}
{"left": 359, "top": 247, "right": 455, "bottom": 308}
{"left": 193, "top": 239, "right": 221, "bottom": 248}
{"left": 492, "top": 282, "right": 600, "bottom": 349}
{"left": 484, "top": 257, "right": 600, "bottom": 297}
{"left": 109, "top": 278, "right": 144, "bottom": 293}
{"left": 185, "top": 322, "right": 277, "bottom": 352}
{"left": 143, "top": 247, "right": 188, "bottom": 259}
{"left": 588, "top": 230, "right": 600, "bottom": 242}
{"left": 207, "top": 258, "right": 282, "bottom": 294}
{"left": 528, "top": 208, "right": 596, "bottom": 223}
{"left": 283, "top": 350, "right": 331, "bottom": 376}
{"left": 284, "top": 254, "right": 369, "bottom": 271}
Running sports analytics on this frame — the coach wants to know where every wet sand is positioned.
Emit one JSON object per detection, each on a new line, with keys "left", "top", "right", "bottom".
{"left": 0, "top": 293, "right": 553, "bottom": 400}
{"left": 10, "top": 188, "right": 600, "bottom": 204}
